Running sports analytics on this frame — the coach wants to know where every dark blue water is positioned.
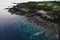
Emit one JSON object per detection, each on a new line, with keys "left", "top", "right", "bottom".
{"left": 0, "top": 10, "right": 56, "bottom": 40}
{"left": 0, "top": 0, "right": 57, "bottom": 40}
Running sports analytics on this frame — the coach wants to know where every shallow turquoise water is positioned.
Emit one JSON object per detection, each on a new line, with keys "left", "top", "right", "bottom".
{"left": 0, "top": 0, "right": 57, "bottom": 40}
{"left": 0, "top": 12, "right": 56, "bottom": 40}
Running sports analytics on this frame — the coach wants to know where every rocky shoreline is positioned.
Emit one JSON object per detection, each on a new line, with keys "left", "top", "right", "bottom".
{"left": 7, "top": 6, "right": 60, "bottom": 24}
{"left": 6, "top": 1, "right": 60, "bottom": 39}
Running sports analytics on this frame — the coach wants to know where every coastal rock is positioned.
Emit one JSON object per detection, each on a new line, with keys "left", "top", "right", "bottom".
{"left": 7, "top": 2, "right": 60, "bottom": 39}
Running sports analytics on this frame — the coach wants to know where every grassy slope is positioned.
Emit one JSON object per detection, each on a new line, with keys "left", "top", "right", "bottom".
{"left": 16, "top": 1, "right": 60, "bottom": 17}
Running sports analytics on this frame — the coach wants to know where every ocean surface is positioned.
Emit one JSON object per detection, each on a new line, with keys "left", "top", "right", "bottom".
{"left": 0, "top": 0, "right": 57, "bottom": 40}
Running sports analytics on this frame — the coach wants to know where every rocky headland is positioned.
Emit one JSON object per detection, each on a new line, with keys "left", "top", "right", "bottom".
{"left": 6, "top": 1, "right": 60, "bottom": 39}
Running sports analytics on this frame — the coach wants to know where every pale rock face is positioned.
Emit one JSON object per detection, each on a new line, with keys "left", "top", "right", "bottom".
{"left": 37, "top": 10, "right": 47, "bottom": 14}
{"left": 19, "top": 8, "right": 30, "bottom": 12}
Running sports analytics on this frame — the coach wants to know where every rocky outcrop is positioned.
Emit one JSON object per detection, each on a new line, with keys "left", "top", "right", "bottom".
{"left": 6, "top": 2, "right": 60, "bottom": 39}
{"left": 7, "top": 7, "right": 60, "bottom": 24}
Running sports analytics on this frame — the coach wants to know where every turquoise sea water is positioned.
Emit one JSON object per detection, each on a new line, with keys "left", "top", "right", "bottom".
{"left": 0, "top": 0, "right": 57, "bottom": 40}
{"left": 0, "top": 10, "right": 56, "bottom": 40}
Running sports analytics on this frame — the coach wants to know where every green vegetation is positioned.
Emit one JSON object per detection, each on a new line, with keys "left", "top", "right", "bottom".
{"left": 16, "top": 2, "right": 60, "bottom": 17}
{"left": 8, "top": 2, "right": 60, "bottom": 36}
{"left": 8, "top": 1, "right": 60, "bottom": 24}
